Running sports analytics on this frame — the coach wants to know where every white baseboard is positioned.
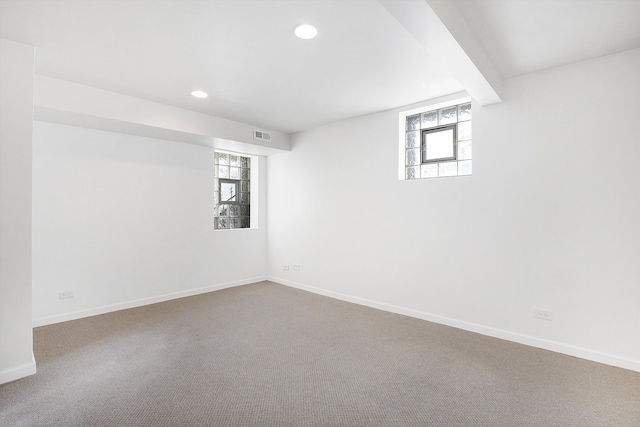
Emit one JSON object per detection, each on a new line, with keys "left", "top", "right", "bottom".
{"left": 32, "top": 276, "right": 267, "bottom": 327}
{"left": 268, "top": 276, "right": 640, "bottom": 373}
{"left": 0, "top": 353, "right": 36, "bottom": 385}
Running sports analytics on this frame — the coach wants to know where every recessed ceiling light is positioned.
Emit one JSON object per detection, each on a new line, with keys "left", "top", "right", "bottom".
{"left": 191, "top": 90, "right": 208, "bottom": 98}
{"left": 294, "top": 24, "right": 318, "bottom": 40}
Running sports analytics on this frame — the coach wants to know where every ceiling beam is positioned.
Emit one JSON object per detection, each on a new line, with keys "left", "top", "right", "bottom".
{"left": 379, "top": 0, "right": 502, "bottom": 105}
{"left": 33, "top": 76, "right": 290, "bottom": 156}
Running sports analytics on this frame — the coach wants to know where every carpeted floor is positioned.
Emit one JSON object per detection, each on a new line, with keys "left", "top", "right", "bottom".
{"left": 1, "top": 281, "right": 639, "bottom": 426}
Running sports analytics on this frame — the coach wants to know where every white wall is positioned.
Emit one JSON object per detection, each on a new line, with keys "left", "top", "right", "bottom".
{"left": 267, "top": 48, "right": 640, "bottom": 371}
{"left": 32, "top": 122, "right": 267, "bottom": 324}
{"left": 0, "top": 38, "right": 36, "bottom": 384}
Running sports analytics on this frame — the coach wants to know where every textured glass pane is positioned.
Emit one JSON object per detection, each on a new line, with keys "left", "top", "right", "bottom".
{"left": 458, "top": 121, "right": 472, "bottom": 140}
{"left": 218, "top": 217, "right": 229, "bottom": 229}
{"left": 405, "top": 131, "right": 419, "bottom": 148}
{"left": 424, "top": 128, "right": 455, "bottom": 161}
{"left": 406, "top": 166, "right": 419, "bottom": 180}
{"left": 458, "top": 160, "right": 472, "bottom": 176}
{"left": 406, "top": 114, "right": 420, "bottom": 131}
{"left": 216, "top": 152, "right": 250, "bottom": 229}
{"left": 439, "top": 161, "right": 458, "bottom": 177}
{"left": 458, "top": 103, "right": 472, "bottom": 121}
{"left": 458, "top": 140, "right": 472, "bottom": 160}
{"left": 406, "top": 148, "right": 420, "bottom": 166}
{"left": 421, "top": 163, "right": 438, "bottom": 178}
{"left": 230, "top": 167, "right": 240, "bottom": 179}
{"left": 439, "top": 106, "right": 457, "bottom": 125}
{"left": 421, "top": 111, "right": 438, "bottom": 129}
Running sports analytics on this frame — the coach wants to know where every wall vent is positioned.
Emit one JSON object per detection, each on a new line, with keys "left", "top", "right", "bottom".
{"left": 254, "top": 129, "right": 272, "bottom": 142}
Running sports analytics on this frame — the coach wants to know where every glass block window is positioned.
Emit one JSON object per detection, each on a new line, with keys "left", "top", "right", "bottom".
{"left": 214, "top": 152, "right": 250, "bottom": 229}
{"left": 403, "top": 101, "right": 472, "bottom": 180}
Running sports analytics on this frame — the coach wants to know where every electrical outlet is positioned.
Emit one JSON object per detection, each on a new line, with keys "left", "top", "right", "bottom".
{"left": 282, "top": 264, "right": 289, "bottom": 271}
{"left": 292, "top": 264, "right": 300, "bottom": 271}
{"left": 59, "top": 291, "right": 74, "bottom": 300}
{"left": 532, "top": 308, "right": 553, "bottom": 321}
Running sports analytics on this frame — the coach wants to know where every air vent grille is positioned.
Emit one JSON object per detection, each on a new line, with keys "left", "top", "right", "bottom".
{"left": 254, "top": 129, "right": 272, "bottom": 142}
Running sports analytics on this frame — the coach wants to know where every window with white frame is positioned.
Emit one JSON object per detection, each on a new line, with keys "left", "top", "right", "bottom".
{"left": 402, "top": 100, "right": 472, "bottom": 180}
{"left": 214, "top": 151, "right": 251, "bottom": 229}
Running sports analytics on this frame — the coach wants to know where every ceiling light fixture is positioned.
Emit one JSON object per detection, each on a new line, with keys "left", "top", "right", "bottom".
{"left": 191, "top": 90, "right": 208, "bottom": 98}
{"left": 294, "top": 24, "right": 318, "bottom": 40}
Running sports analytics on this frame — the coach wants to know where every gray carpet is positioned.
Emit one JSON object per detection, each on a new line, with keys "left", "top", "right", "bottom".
{"left": 1, "top": 281, "right": 639, "bottom": 426}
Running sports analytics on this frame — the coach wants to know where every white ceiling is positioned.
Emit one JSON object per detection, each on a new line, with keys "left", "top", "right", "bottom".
{"left": 1, "top": 0, "right": 639, "bottom": 134}
{"left": 453, "top": 0, "right": 640, "bottom": 80}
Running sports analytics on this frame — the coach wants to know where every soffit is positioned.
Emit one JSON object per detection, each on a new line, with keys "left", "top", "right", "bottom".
{"left": 452, "top": 0, "right": 640, "bottom": 79}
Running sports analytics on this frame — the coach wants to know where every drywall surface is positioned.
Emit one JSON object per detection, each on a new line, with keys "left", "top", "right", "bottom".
{"left": 0, "top": 38, "right": 36, "bottom": 384}
{"left": 34, "top": 75, "right": 290, "bottom": 155}
{"left": 32, "top": 122, "right": 267, "bottom": 323}
{"left": 267, "top": 48, "right": 640, "bottom": 371}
